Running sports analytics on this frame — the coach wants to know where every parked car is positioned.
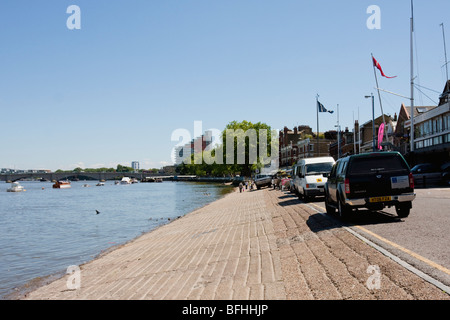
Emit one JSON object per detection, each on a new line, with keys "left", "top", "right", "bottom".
{"left": 254, "top": 174, "right": 272, "bottom": 190}
{"left": 441, "top": 162, "right": 450, "bottom": 186}
{"left": 410, "top": 163, "right": 441, "bottom": 187}
{"left": 291, "top": 157, "right": 335, "bottom": 201}
{"left": 324, "top": 152, "right": 415, "bottom": 220}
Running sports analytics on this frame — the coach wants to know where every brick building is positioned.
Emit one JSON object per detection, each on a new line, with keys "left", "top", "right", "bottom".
{"left": 279, "top": 126, "right": 337, "bottom": 167}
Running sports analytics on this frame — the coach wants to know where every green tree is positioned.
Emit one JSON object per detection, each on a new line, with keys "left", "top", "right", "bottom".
{"left": 177, "top": 120, "right": 275, "bottom": 177}
{"left": 73, "top": 167, "right": 83, "bottom": 173}
{"left": 116, "top": 164, "right": 134, "bottom": 172}
{"left": 220, "top": 120, "right": 273, "bottom": 177}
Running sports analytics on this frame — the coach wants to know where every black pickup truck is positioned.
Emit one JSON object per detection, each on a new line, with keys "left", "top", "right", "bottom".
{"left": 324, "top": 152, "right": 416, "bottom": 220}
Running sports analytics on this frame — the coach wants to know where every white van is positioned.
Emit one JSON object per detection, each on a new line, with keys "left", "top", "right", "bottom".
{"left": 291, "top": 157, "right": 336, "bottom": 201}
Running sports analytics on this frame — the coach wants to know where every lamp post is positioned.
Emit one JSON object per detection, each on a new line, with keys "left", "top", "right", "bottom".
{"left": 365, "top": 94, "right": 376, "bottom": 152}
{"left": 335, "top": 104, "right": 340, "bottom": 159}
{"left": 334, "top": 124, "right": 341, "bottom": 159}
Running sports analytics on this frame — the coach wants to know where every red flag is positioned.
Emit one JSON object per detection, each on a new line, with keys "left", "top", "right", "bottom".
{"left": 372, "top": 56, "right": 397, "bottom": 79}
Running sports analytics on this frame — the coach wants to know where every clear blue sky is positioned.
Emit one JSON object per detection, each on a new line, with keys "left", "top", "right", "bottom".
{"left": 1, "top": 0, "right": 449, "bottom": 170}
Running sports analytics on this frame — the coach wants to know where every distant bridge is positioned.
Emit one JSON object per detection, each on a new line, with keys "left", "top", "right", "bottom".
{"left": 0, "top": 172, "right": 172, "bottom": 182}
{"left": 0, "top": 172, "right": 235, "bottom": 183}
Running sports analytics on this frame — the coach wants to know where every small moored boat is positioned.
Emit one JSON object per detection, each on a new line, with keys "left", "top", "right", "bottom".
{"left": 53, "top": 180, "right": 71, "bottom": 189}
{"left": 7, "top": 182, "right": 26, "bottom": 192}
{"left": 120, "top": 177, "right": 132, "bottom": 185}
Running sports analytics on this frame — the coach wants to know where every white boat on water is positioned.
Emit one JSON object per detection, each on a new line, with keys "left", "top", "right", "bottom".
{"left": 7, "top": 182, "right": 25, "bottom": 192}
{"left": 120, "top": 177, "right": 132, "bottom": 185}
{"left": 96, "top": 182, "right": 105, "bottom": 186}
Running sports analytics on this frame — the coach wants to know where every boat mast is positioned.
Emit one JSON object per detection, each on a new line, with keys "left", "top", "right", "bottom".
{"left": 410, "top": 0, "right": 415, "bottom": 153}
{"left": 440, "top": 23, "right": 449, "bottom": 81}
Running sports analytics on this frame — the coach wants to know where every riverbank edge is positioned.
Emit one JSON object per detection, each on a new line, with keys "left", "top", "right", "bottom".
{"left": 4, "top": 184, "right": 237, "bottom": 300}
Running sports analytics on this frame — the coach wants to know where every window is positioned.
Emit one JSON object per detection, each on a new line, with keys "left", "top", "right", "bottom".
{"left": 445, "top": 133, "right": 450, "bottom": 143}
{"left": 309, "top": 144, "right": 314, "bottom": 152}
{"left": 329, "top": 164, "right": 337, "bottom": 178}
{"left": 433, "top": 117, "right": 442, "bottom": 134}
{"left": 348, "top": 155, "right": 409, "bottom": 175}
{"left": 305, "top": 163, "right": 334, "bottom": 175}
{"left": 417, "top": 107, "right": 428, "bottom": 113}
{"left": 336, "top": 161, "right": 346, "bottom": 175}
{"left": 445, "top": 114, "right": 450, "bottom": 131}
{"left": 433, "top": 136, "right": 443, "bottom": 145}
{"left": 424, "top": 120, "right": 432, "bottom": 136}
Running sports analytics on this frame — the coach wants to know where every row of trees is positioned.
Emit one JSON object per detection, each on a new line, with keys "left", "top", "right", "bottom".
{"left": 178, "top": 120, "right": 276, "bottom": 177}
{"left": 55, "top": 165, "right": 160, "bottom": 174}
{"left": 54, "top": 120, "right": 273, "bottom": 177}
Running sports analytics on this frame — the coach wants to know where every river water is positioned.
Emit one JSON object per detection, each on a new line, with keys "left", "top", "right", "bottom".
{"left": 0, "top": 180, "right": 233, "bottom": 299}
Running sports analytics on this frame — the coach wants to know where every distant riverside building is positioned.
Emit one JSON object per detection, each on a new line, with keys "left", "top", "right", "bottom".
{"left": 173, "top": 130, "right": 214, "bottom": 165}
{"left": 131, "top": 161, "right": 140, "bottom": 171}
{"left": 278, "top": 126, "right": 337, "bottom": 167}
{"left": 400, "top": 80, "right": 450, "bottom": 165}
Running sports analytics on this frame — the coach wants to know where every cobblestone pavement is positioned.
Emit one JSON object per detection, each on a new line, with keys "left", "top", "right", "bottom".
{"left": 24, "top": 188, "right": 450, "bottom": 300}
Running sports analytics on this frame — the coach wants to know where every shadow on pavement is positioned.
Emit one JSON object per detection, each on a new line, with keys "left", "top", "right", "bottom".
{"left": 306, "top": 209, "right": 403, "bottom": 234}
{"left": 273, "top": 190, "right": 403, "bottom": 233}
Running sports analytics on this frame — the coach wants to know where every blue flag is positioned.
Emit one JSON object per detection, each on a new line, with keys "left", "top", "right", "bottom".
{"left": 318, "top": 101, "right": 334, "bottom": 114}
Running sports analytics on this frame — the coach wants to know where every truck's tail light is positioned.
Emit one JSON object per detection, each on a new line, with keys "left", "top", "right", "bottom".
{"left": 344, "top": 178, "right": 350, "bottom": 194}
{"left": 409, "top": 173, "right": 414, "bottom": 189}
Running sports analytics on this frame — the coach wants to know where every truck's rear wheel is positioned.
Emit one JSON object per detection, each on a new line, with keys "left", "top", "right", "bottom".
{"left": 338, "top": 197, "right": 351, "bottom": 221}
{"left": 325, "top": 195, "right": 335, "bottom": 215}
{"left": 395, "top": 202, "right": 411, "bottom": 218}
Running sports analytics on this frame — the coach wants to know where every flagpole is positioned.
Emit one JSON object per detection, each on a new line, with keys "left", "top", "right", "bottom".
{"left": 440, "top": 23, "right": 449, "bottom": 81}
{"left": 410, "top": 0, "right": 415, "bottom": 154}
{"left": 353, "top": 111, "right": 356, "bottom": 155}
{"left": 371, "top": 53, "right": 389, "bottom": 148}
{"left": 316, "top": 94, "right": 319, "bottom": 157}
{"left": 358, "top": 107, "right": 361, "bottom": 154}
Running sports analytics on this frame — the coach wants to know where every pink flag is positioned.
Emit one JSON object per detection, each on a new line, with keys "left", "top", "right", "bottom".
{"left": 377, "top": 123, "right": 385, "bottom": 150}
{"left": 373, "top": 56, "right": 397, "bottom": 79}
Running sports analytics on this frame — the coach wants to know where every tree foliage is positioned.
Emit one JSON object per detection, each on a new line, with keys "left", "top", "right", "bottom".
{"left": 179, "top": 120, "right": 275, "bottom": 177}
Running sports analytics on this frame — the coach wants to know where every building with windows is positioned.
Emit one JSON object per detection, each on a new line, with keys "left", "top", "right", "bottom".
{"left": 173, "top": 130, "right": 214, "bottom": 165}
{"left": 402, "top": 80, "right": 450, "bottom": 165}
{"left": 278, "top": 126, "right": 337, "bottom": 167}
{"left": 358, "top": 114, "right": 396, "bottom": 154}
{"left": 394, "top": 104, "right": 436, "bottom": 156}
{"left": 131, "top": 161, "right": 140, "bottom": 172}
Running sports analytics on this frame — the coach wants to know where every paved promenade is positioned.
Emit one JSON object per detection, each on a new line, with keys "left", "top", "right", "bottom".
{"left": 24, "top": 188, "right": 449, "bottom": 300}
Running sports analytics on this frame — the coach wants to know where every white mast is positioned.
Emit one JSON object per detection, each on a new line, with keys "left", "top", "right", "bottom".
{"left": 440, "top": 23, "right": 449, "bottom": 81}
{"left": 410, "top": 0, "right": 415, "bottom": 153}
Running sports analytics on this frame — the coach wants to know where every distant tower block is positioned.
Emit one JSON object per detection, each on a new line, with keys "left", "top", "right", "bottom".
{"left": 131, "top": 161, "right": 140, "bottom": 172}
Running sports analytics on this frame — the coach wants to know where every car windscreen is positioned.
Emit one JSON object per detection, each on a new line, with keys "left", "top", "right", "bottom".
{"left": 348, "top": 155, "right": 409, "bottom": 175}
{"left": 305, "top": 163, "right": 333, "bottom": 175}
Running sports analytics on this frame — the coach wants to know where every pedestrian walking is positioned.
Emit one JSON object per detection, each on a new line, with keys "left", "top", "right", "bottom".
{"left": 239, "top": 182, "right": 243, "bottom": 193}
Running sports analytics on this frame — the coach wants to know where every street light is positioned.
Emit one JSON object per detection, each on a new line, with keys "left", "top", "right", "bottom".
{"left": 365, "top": 94, "right": 376, "bottom": 152}
{"left": 335, "top": 104, "right": 340, "bottom": 159}
{"left": 334, "top": 124, "right": 341, "bottom": 159}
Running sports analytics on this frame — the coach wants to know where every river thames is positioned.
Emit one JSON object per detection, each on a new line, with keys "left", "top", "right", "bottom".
{"left": 0, "top": 180, "right": 233, "bottom": 299}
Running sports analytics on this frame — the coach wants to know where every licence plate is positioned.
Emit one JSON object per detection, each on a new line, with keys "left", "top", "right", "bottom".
{"left": 369, "top": 196, "right": 391, "bottom": 203}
